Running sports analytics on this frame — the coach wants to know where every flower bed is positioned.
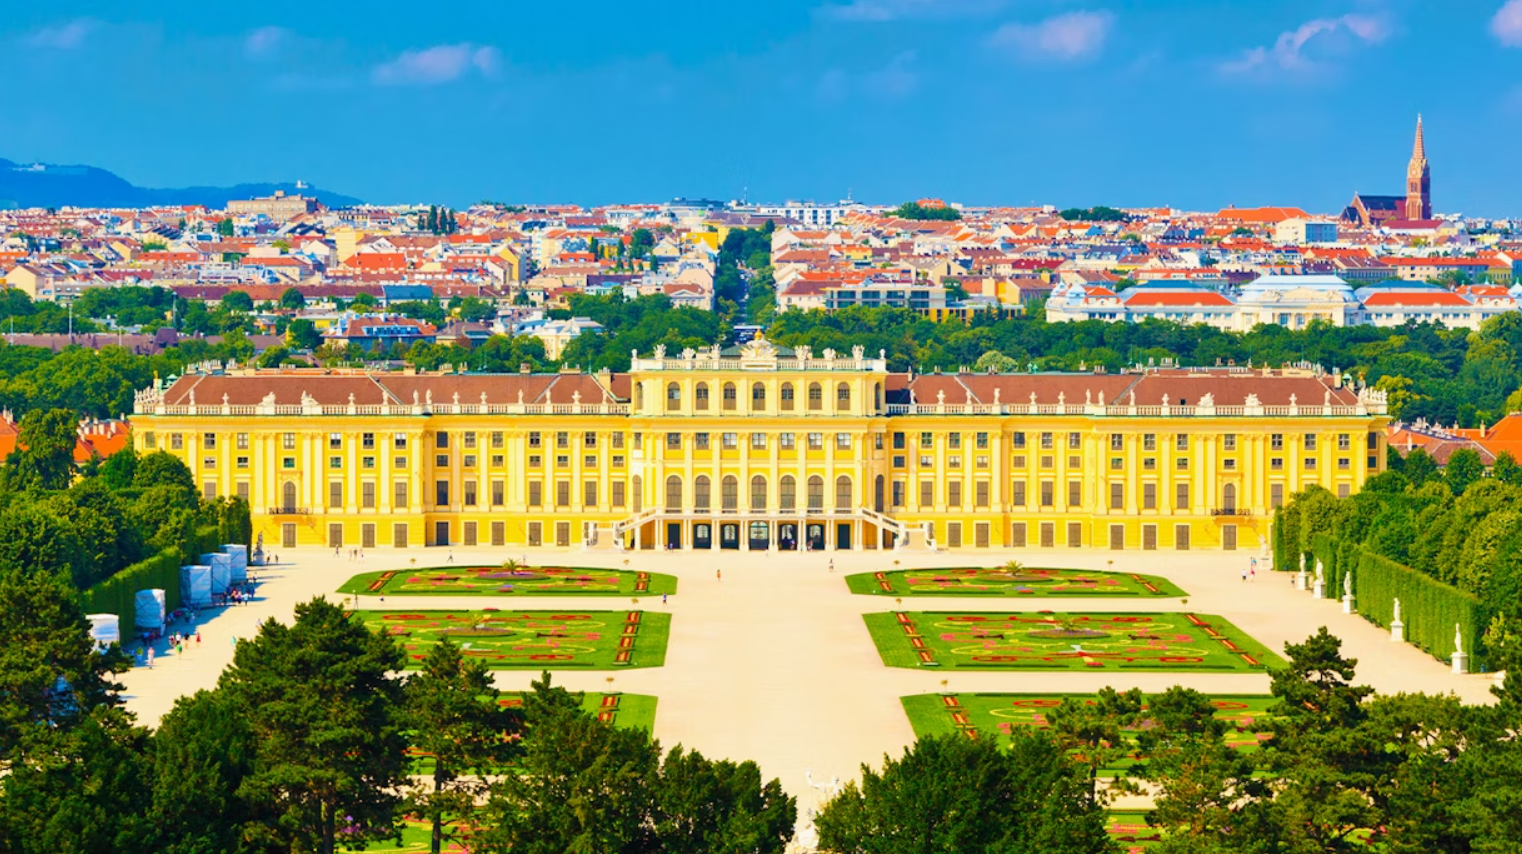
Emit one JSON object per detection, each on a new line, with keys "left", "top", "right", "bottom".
{"left": 846, "top": 567, "right": 1186, "bottom": 598}
{"left": 354, "top": 609, "right": 670, "bottom": 670}
{"left": 338, "top": 566, "right": 678, "bottom": 597}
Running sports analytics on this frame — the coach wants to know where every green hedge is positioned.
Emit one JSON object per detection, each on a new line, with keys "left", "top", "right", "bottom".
{"left": 187, "top": 522, "right": 222, "bottom": 563}
{"left": 1354, "top": 550, "right": 1490, "bottom": 669}
{"left": 81, "top": 547, "right": 182, "bottom": 631}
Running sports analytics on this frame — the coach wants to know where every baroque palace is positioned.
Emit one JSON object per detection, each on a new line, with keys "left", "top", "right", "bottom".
{"left": 131, "top": 338, "right": 1389, "bottom": 553}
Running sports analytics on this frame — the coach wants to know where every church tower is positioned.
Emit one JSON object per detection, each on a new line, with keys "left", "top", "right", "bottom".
{"left": 1405, "top": 115, "right": 1431, "bottom": 220}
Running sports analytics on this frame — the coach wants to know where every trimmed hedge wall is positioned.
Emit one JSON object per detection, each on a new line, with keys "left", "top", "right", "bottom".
{"left": 1278, "top": 531, "right": 1490, "bottom": 668}
{"left": 81, "top": 547, "right": 182, "bottom": 631}
{"left": 1354, "top": 550, "right": 1490, "bottom": 669}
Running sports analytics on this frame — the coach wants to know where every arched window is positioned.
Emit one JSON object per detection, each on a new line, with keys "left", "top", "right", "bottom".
{"left": 695, "top": 475, "right": 711, "bottom": 511}
{"left": 808, "top": 383, "right": 823, "bottom": 411}
{"left": 780, "top": 475, "right": 797, "bottom": 511}
{"left": 836, "top": 382, "right": 851, "bottom": 412}
{"left": 633, "top": 475, "right": 643, "bottom": 512}
{"left": 807, "top": 475, "right": 824, "bottom": 510}
{"left": 666, "top": 382, "right": 681, "bottom": 412}
{"left": 723, "top": 383, "right": 737, "bottom": 411}
{"left": 695, "top": 383, "right": 710, "bottom": 411}
{"left": 752, "top": 382, "right": 767, "bottom": 409}
{"left": 282, "top": 481, "right": 298, "bottom": 512}
{"left": 780, "top": 383, "right": 795, "bottom": 411}
{"left": 1223, "top": 483, "right": 1237, "bottom": 513}
{"left": 722, "top": 475, "right": 739, "bottom": 510}
{"left": 751, "top": 475, "right": 767, "bottom": 510}
{"left": 874, "top": 382, "right": 883, "bottom": 412}
{"left": 836, "top": 475, "right": 853, "bottom": 509}
{"left": 665, "top": 475, "right": 683, "bottom": 510}
{"left": 875, "top": 474, "right": 885, "bottom": 512}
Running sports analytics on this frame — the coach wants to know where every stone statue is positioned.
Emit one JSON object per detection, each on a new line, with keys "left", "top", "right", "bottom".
{"left": 1343, "top": 571, "right": 1351, "bottom": 595}
{"left": 653, "top": 343, "right": 667, "bottom": 359}
{"left": 993, "top": 388, "right": 1001, "bottom": 404}
{"left": 517, "top": 389, "right": 525, "bottom": 405}
{"left": 852, "top": 345, "right": 865, "bottom": 360}
{"left": 1198, "top": 392, "right": 1214, "bottom": 407}
{"left": 1455, "top": 624, "right": 1463, "bottom": 656}
{"left": 822, "top": 347, "right": 837, "bottom": 360}
{"left": 1245, "top": 392, "right": 1261, "bottom": 407}
{"left": 1393, "top": 598, "right": 1402, "bottom": 624}
{"left": 1315, "top": 561, "right": 1324, "bottom": 583}
{"left": 681, "top": 347, "right": 696, "bottom": 360}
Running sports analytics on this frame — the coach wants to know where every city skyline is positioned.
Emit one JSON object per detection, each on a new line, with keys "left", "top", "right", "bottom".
{"left": 4, "top": 1, "right": 1522, "bottom": 213}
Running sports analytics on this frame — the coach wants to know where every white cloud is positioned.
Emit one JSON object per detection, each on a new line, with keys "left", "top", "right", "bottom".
{"left": 371, "top": 43, "right": 501, "bottom": 86}
{"left": 244, "top": 26, "right": 289, "bottom": 59}
{"left": 821, "top": 0, "right": 1003, "bottom": 22}
{"left": 988, "top": 10, "right": 1115, "bottom": 61}
{"left": 27, "top": 19, "right": 93, "bottom": 49}
{"left": 1221, "top": 14, "right": 1390, "bottom": 75}
{"left": 1494, "top": 0, "right": 1522, "bottom": 47}
{"left": 865, "top": 50, "right": 919, "bottom": 97}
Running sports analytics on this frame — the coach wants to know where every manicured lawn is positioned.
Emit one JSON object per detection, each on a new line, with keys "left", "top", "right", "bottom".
{"left": 356, "top": 609, "right": 671, "bottom": 670}
{"left": 902, "top": 692, "right": 1275, "bottom": 774}
{"left": 339, "top": 565, "right": 677, "bottom": 597}
{"left": 864, "top": 611, "right": 1284, "bottom": 672}
{"left": 847, "top": 566, "right": 1186, "bottom": 597}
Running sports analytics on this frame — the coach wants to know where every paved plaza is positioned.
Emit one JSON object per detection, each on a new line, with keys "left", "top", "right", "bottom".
{"left": 118, "top": 545, "right": 1497, "bottom": 814}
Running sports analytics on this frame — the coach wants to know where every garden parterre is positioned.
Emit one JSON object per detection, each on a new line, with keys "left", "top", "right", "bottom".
{"left": 863, "top": 611, "right": 1284, "bottom": 672}
{"left": 355, "top": 609, "right": 671, "bottom": 669}
{"left": 846, "top": 566, "right": 1186, "bottom": 597}
{"left": 901, "top": 692, "right": 1275, "bottom": 772}
{"left": 338, "top": 565, "right": 677, "bottom": 597}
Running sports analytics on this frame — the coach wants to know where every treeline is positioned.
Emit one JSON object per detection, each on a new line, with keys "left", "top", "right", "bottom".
{"left": 0, "top": 408, "right": 249, "bottom": 591}
{"left": 0, "top": 594, "right": 796, "bottom": 854}
{"left": 818, "top": 628, "right": 1522, "bottom": 853}
{"left": 1277, "top": 447, "right": 1522, "bottom": 661}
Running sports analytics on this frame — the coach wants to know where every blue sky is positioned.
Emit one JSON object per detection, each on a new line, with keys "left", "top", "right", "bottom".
{"left": 4, "top": 0, "right": 1522, "bottom": 214}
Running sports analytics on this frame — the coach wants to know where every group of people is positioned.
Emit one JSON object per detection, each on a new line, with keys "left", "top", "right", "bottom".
{"left": 337, "top": 547, "right": 368, "bottom": 562}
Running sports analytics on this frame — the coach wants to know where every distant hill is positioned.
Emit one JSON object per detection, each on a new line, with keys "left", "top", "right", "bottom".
{"left": 0, "top": 158, "right": 363, "bottom": 210}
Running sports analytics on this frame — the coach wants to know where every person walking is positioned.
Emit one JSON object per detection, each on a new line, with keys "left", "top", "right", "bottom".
{"left": 716, "top": 568, "right": 722, "bottom": 582}
{"left": 662, "top": 593, "right": 668, "bottom": 606}
{"left": 828, "top": 559, "right": 834, "bottom": 573}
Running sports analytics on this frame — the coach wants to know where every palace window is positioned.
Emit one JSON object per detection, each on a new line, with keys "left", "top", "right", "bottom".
{"left": 696, "top": 383, "right": 709, "bottom": 410}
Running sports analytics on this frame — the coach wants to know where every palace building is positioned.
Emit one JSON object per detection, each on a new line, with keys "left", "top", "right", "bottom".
{"left": 130, "top": 338, "right": 1390, "bottom": 553}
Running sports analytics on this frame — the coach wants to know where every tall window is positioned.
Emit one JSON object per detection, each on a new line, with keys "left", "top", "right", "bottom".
{"left": 666, "top": 382, "right": 681, "bottom": 411}
{"left": 836, "top": 476, "right": 852, "bottom": 508}
{"left": 723, "top": 383, "right": 737, "bottom": 411}
{"left": 836, "top": 382, "right": 851, "bottom": 411}
{"left": 751, "top": 475, "right": 767, "bottom": 510}
{"left": 695, "top": 476, "right": 711, "bottom": 511}
{"left": 808, "top": 383, "right": 823, "bottom": 411}
{"left": 752, "top": 382, "right": 767, "bottom": 409}
{"left": 780, "top": 476, "right": 796, "bottom": 510}
{"left": 781, "top": 383, "right": 795, "bottom": 411}
{"left": 807, "top": 476, "right": 825, "bottom": 510}
{"left": 666, "top": 476, "right": 683, "bottom": 510}
{"left": 722, "top": 476, "right": 739, "bottom": 510}
{"left": 695, "top": 383, "right": 710, "bottom": 411}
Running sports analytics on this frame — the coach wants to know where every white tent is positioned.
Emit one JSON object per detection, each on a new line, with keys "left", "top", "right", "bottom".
{"left": 223, "top": 544, "right": 249, "bottom": 583}
{"left": 181, "top": 565, "right": 213, "bottom": 608}
{"left": 134, "top": 589, "right": 166, "bottom": 631}
{"left": 87, "top": 614, "right": 120, "bottom": 650}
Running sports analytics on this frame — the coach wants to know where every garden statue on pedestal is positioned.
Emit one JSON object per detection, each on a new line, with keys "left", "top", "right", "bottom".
{"left": 1391, "top": 598, "right": 1405, "bottom": 643}
{"left": 1453, "top": 624, "right": 1469, "bottom": 675}
{"left": 1342, "top": 571, "right": 1355, "bottom": 614}
{"left": 1313, "top": 561, "right": 1326, "bottom": 599}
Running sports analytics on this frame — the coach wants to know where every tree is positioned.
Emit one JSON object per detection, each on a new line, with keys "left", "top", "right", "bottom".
{"left": 221, "top": 290, "right": 254, "bottom": 313}
{"left": 3, "top": 407, "right": 80, "bottom": 492}
{"left": 1445, "top": 447, "right": 1484, "bottom": 495}
{"left": 99, "top": 445, "right": 138, "bottom": 490}
{"left": 649, "top": 746, "right": 796, "bottom": 854}
{"left": 480, "top": 673, "right": 660, "bottom": 853}
{"left": 0, "top": 502, "right": 85, "bottom": 584}
{"left": 351, "top": 292, "right": 378, "bottom": 310}
{"left": 1402, "top": 447, "right": 1438, "bottom": 487}
{"left": 279, "top": 288, "right": 306, "bottom": 311}
{"left": 815, "top": 731, "right": 1108, "bottom": 854}
{"left": 286, "top": 318, "right": 322, "bottom": 351}
{"left": 216, "top": 218, "right": 235, "bottom": 238}
{"left": 887, "top": 201, "right": 961, "bottom": 221}
{"left": 133, "top": 451, "right": 197, "bottom": 503}
{"left": 148, "top": 689, "right": 264, "bottom": 854}
{"left": 1133, "top": 687, "right": 1261, "bottom": 853}
{"left": 1493, "top": 450, "right": 1521, "bottom": 484}
{"left": 1045, "top": 686, "right": 1145, "bottom": 807}
{"left": 220, "top": 597, "right": 407, "bottom": 854}
{"left": 404, "top": 640, "right": 519, "bottom": 854}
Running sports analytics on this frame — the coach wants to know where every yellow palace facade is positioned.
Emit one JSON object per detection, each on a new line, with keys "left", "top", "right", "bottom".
{"left": 130, "top": 339, "right": 1390, "bottom": 553}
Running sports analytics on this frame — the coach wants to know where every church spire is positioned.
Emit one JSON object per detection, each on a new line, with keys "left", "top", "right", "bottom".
{"left": 1412, "top": 114, "right": 1426, "bottom": 161}
{"left": 1405, "top": 114, "right": 1431, "bottom": 220}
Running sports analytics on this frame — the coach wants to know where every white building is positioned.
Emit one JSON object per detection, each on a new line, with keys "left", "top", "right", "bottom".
{"left": 752, "top": 200, "right": 865, "bottom": 228}
{"left": 1273, "top": 219, "right": 1339, "bottom": 245}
